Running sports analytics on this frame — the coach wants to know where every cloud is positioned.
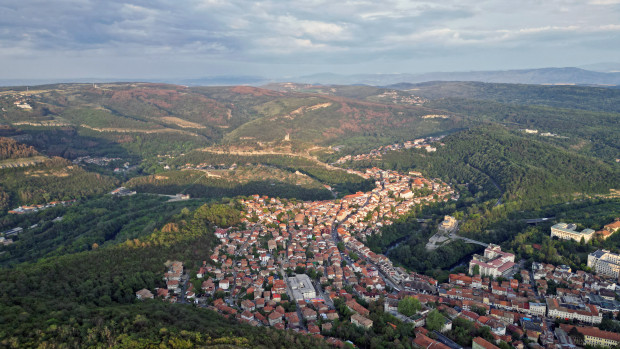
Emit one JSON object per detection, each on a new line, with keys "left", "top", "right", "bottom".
{"left": 0, "top": 0, "right": 618, "bottom": 78}
{"left": 589, "top": 0, "right": 620, "bottom": 4}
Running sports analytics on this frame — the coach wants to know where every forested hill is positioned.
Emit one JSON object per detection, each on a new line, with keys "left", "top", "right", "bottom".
{"left": 0, "top": 83, "right": 467, "bottom": 156}
{"left": 368, "top": 126, "right": 619, "bottom": 208}
{"left": 390, "top": 81, "right": 620, "bottom": 114}
{"left": 0, "top": 137, "right": 38, "bottom": 160}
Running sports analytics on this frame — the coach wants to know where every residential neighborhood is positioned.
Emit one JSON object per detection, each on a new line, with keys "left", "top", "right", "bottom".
{"left": 140, "top": 168, "right": 620, "bottom": 349}
{"left": 334, "top": 136, "right": 443, "bottom": 164}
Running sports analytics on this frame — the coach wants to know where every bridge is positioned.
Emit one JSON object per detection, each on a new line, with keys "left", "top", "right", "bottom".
{"left": 448, "top": 234, "right": 489, "bottom": 247}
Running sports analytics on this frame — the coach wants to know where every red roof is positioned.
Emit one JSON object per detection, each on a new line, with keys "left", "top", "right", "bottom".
{"left": 413, "top": 332, "right": 450, "bottom": 349}
{"left": 472, "top": 337, "right": 499, "bottom": 349}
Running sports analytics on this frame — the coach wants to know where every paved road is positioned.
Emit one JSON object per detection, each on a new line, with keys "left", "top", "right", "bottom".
{"left": 377, "top": 268, "right": 402, "bottom": 292}
{"left": 314, "top": 279, "right": 334, "bottom": 308}
{"left": 524, "top": 217, "right": 555, "bottom": 224}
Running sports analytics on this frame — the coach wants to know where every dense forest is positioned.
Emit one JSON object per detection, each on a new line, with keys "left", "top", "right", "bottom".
{"left": 125, "top": 169, "right": 336, "bottom": 201}
{"left": 424, "top": 98, "right": 619, "bottom": 161}
{"left": 169, "top": 151, "right": 375, "bottom": 194}
{"left": 358, "top": 126, "right": 619, "bottom": 279}
{"left": 397, "top": 81, "right": 620, "bottom": 114}
{"left": 0, "top": 194, "right": 208, "bottom": 266}
{"left": 0, "top": 157, "right": 117, "bottom": 209}
{"left": 0, "top": 137, "right": 38, "bottom": 159}
{"left": 364, "top": 126, "right": 618, "bottom": 209}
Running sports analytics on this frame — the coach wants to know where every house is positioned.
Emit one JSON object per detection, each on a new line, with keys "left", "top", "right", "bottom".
{"left": 412, "top": 331, "right": 450, "bottom": 349}
{"left": 219, "top": 279, "right": 230, "bottom": 290}
{"left": 156, "top": 288, "right": 169, "bottom": 299}
{"left": 308, "top": 324, "right": 320, "bottom": 334}
{"left": 551, "top": 222, "right": 595, "bottom": 242}
{"left": 302, "top": 307, "right": 317, "bottom": 321}
{"left": 241, "top": 300, "right": 256, "bottom": 312}
{"left": 325, "top": 310, "right": 339, "bottom": 321}
{"left": 469, "top": 245, "right": 515, "bottom": 278}
{"left": 136, "top": 288, "right": 154, "bottom": 300}
{"left": 167, "top": 280, "right": 180, "bottom": 290}
{"left": 587, "top": 250, "right": 620, "bottom": 279}
{"left": 241, "top": 311, "right": 254, "bottom": 321}
{"left": 285, "top": 312, "right": 300, "bottom": 327}
{"left": 201, "top": 279, "right": 216, "bottom": 294}
{"left": 268, "top": 311, "right": 283, "bottom": 326}
{"left": 472, "top": 337, "right": 499, "bottom": 349}
{"left": 273, "top": 279, "right": 287, "bottom": 294}
{"left": 346, "top": 300, "right": 370, "bottom": 316}
{"left": 351, "top": 313, "right": 373, "bottom": 329}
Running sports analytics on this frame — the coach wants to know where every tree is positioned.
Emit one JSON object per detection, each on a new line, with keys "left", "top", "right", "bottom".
{"left": 568, "top": 326, "right": 585, "bottom": 345}
{"left": 398, "top": 296, "right": 421, "bottom": 317}
{"left": 425, "top": 310, "right": 444, "bottom": 332}
{"left": 470, "top": 306, "right": 487, "bottom": 316}
{"left": 472, "top": 264, "right": 480, "bottom": 276}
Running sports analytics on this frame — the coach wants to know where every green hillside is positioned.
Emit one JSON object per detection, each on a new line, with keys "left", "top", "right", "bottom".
{"left": 371, "top": 126, "right": 618, "bottom": 207}
{"left": 0, "top": 157, "right": 117, "bottom": 211}
{"left": 125, "top": 167, "right": 335, "bottom": 201}
{"left": 424, "top": 98, "right": 620, "bottom": 161}
{"left": 392, "top": 81, "right": 620, "bottom": 113}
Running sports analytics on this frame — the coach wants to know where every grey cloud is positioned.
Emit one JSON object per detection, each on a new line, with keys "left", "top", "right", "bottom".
{"left": 0, "top": 0, "right": 618, "bottom": 78}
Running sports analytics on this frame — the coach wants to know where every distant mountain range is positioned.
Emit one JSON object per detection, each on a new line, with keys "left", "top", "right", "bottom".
{"left": 3, "top": 66, "right": 620, "bottom": 87}
{"left": 578, "top": 62, "right": 620, "bottom": 73}
{"left": 293, "top": 67, "right": 620, "bottom": 86}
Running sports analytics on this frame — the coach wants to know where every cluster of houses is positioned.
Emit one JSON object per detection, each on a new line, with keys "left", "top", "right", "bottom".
{"left": 8, "top": 199, "right": 76, "bottom": 214}
{"left": 110, "top": 187, "right": 137, "bottom": 196}
{"left": 72, "top": 155, "right": 122, "bottom": 166}
{"left": 396, "top": 258, "right": 620, "bottom": 348}
{"left": 136, "top": 164, "right": 620, "bottom": 348}
{"left": 374, "top": 90, "right": 427, "bottom": 106}
{"left": 334, "top": 136, "right": 443, "bottom": 164}
{"left": 13, "top": 98, "right": 32, "bottom": 110}
{"left": 135, "top": 168, "right": 460, "bottom": 344}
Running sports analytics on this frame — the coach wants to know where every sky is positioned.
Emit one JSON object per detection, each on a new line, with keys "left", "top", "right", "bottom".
{"left": 1, "top": 0, "right": 620, "bottom": 79}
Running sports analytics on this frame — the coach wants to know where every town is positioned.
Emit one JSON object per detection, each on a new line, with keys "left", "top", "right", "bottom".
{"left": 135, "top": 165, "right": 620, "bottom": 348}
{"left": 334, "top": 136, "right": 443, "bottom": 164}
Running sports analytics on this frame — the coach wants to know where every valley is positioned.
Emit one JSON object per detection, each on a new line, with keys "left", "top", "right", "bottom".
{"left": 0, "top": 81, "right": 618, "bottom": 349}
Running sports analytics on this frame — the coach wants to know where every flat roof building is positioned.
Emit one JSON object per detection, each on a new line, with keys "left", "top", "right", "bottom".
{"left": 288, "top": 274, "right": 316, "bottom": 301}
{"left": 588, "top": 250, "right": 620, "bottom": 280}
{"left": 551, "top": 222, "right": 595, "bottom": 242}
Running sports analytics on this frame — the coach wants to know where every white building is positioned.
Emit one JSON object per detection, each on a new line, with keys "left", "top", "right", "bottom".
{"left": 588, "top": 250, "right": 620, "bottom": 279}
{"left": 288, "top": 274, "right": 316, "bottom": 301}
{"left": 469, "top": 244, "right": 516, "bottom": 278}
{"left": 551, "top": 222, "right": 595, "bottom": 242}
